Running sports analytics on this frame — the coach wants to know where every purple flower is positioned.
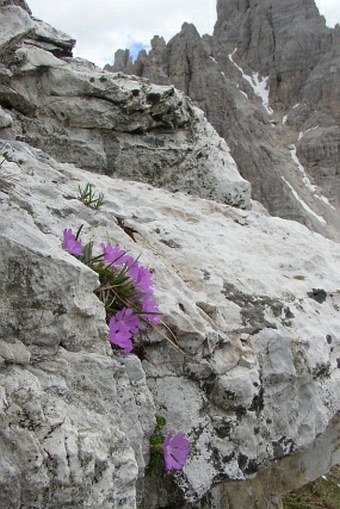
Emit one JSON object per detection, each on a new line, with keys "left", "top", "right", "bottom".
{"left": 62, "top": 228, "right": 84, "bottom": 256}
{"left": 162, "top": 432, "right": 190, "bottom": 470}
{"left": 128, "top": 263, "right": 154, "bottom": 294}
{"left": 115, "top": 307, "right": 140, "bottom": 335}
{"left": 142, "top": 295, "right": 161, "bottom": 323}
{"left": 101, "top": 243, "right": 130, "bottom": 266}
{"left": 108, "top": 307, "right": 140, "bottom": 353}
{"left": 108, "top": 316, "right": 133, "bottom": 353}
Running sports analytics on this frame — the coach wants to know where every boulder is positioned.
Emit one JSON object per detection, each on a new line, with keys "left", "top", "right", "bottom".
{"left": 0, "top": 140, "right": 340, "bottom": 507}
{"left": 0, "top": 5, "right": 250, "bottom": 210}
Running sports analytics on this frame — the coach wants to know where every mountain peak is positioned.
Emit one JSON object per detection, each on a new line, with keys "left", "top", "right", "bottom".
{"left": 108, "top": 0, "right": 340, "bottom": 239}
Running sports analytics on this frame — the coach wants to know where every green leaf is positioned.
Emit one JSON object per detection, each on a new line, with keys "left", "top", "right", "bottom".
{"left": 156, "top": 415, "right": 167, "bottom": 429}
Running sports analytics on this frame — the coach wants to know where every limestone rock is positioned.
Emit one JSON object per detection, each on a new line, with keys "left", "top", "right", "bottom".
{"left": 0, "top": 4, "right": 75, "bottom": 60}
{"left": 135, "top": 36, "right": 169, "bottom": 85}
{"left": 297, "top": 125, "right": 340, "bottom": 203}
{"left": 0, "top": 4, "right": 250, "bottom": 210}
{"left": 1, "top": 140, "right": 340, "bottom": 508}
{"left": 0, "top": 105, "right": 12, "bottom": 127}
{"left": 214, "top": 0, "right": 331, "bottom": 106}
{"left": 113, "top": 48, "right": 134, "bottom": 73}
{"left": 0, "top": 0, "right": 31, "bottom": 13}
{"left": 1, "top": 3, "right": 340, "bottom": 507}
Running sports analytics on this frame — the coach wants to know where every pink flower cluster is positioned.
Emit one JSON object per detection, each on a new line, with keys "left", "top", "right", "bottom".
{"left": 63, "top": 230, "right": 189, "bottom": 472}
{"left": 101, "top": 243, "right": 161, "bottom": 353}
{"left": 108, "top": 307, "right": 139, "bottom": 353}
{"left": 62, "top": 229, "right": 160, "bottom": 354}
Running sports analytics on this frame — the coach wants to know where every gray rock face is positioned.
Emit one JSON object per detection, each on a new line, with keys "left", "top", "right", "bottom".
{"left": 1, "top": 140, "right": 340, "bottom": 508}
{"left": 0, "top": 0, "right": 31, "bottom": 13}
{"left": 0, "top": 105, "right": 12, "bottom": 127}
{"left": 214, "top": 0, "right": 331, "bottom": 106}
{"left": 0, "top": 4, "right": 75, "bottom": 58}
{"left": 108, "top": 0, "right": 340, "bottom": 240}
{"left": 0, "top": 4, "right": 250, "bottom": 210}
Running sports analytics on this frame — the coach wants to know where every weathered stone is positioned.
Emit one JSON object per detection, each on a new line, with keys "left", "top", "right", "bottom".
{"left": 214, "top": 0, "right": 332, "bottom": 105}
{"left": 1, "top": 141, "right": 340, "bottom": 508}
{"left": 0, "top": 0, "right": 31, "bottom": 13}
{"left": 0, "top": 6, "right": 250, "bottom": 210}
{"left": 1, "top": 2, "right": 340, "bottom": 507}
{"left": 0, "top": 105, "right": 12, "bottom": 127}
{"left": 0, "top": 339, "right": 31, "bottom": 364}
{"left": 0, "top": 5, "right": 74, "bottom": 60}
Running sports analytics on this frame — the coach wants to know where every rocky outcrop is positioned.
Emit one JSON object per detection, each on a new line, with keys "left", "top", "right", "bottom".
{"left": 1, "top": 3, "right": 340, "bottom": 508}
{"left": 0, "top": 3, "right": 75, "bottom": 57}
{"left": 0, "top": 0, "right": 31, "bottom": 13}
{"left": 107, "top": 0, "right": 340, "bottom": 241}
{"left": 0, "top": 4, "right": 250, "bottom": 210}
{"left": 1, "top": 139, "right": 340, "bottom": 508}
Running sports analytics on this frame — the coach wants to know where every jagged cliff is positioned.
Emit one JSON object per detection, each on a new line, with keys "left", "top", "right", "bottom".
{"left": 1, "top": 2, "right": 340, "bottom": 509}
{"left": 107, "top": 0, "right": 340, "bottom": 241}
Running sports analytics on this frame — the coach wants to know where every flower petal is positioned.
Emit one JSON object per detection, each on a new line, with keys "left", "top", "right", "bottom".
{"left": 62, "top": 228, "right": 83, "bottom": 256}
{"left": 162, "top": 432, "right": 190, "bottom": 470}
{"left": 115, "top": 307, "right": 140, "bottom": 335}
{"left": 142, "top": 295, "right": 161, "bottom": 323}
{"left": 108, "top": 316, "right": 133, "bottom": 353}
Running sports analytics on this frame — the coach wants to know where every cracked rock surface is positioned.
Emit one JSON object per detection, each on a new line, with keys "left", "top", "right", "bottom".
{"left": 0, "top": 141, "right": 340, "bottom": 508}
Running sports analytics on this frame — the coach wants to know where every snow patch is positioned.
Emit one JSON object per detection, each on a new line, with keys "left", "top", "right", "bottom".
{"left": 282, "top": 114, "right": 288, "bottom": 125}
{"left": 228, "top": 48, "right": 273, "bottom": 115}
{"left": 289, "top": 145, "right": 335, "bottom": 209}
{"left": 290, "top": 145, "right": 315, "bottom": 191}
{"left": 281, "top": 177, "right": 327, "bottom": 225}
{"left": 297, "top": 126, "right": 320, "bottom": 140}
{"left": 210, "top": 56, "right": 217, "bottom": 64}
{"left": 306, "top": 125, "right": 319, "bottom": 134}
{"left": 292, "top": 103, "right": 300, "bottom": 109}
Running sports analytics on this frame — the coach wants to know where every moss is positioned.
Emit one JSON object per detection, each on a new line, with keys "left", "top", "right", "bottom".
{"left": 145, "top": 415, "right": 166, "bottom": 475}
{"left": 283, "top": 466, "right": 340, "bottom": 509}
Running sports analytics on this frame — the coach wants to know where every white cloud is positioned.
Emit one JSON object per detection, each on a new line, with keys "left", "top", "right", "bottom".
{"left": 28, "top": 0, "right": 217, "bottom": 67}
{"left": 315, "top": 0, "right": 339, "bottom": 27}
{"left": 26, "top": 0, "right": 339, "bottom": 68}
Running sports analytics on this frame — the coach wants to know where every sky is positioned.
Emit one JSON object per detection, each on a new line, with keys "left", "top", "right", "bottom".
{"left": 26, "top": 0, "right": 339, "bottom": 68}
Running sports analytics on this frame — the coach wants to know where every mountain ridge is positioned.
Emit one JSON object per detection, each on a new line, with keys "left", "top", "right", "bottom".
{"left": 107, "top": 0, "right": 340, "bottom": 240}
